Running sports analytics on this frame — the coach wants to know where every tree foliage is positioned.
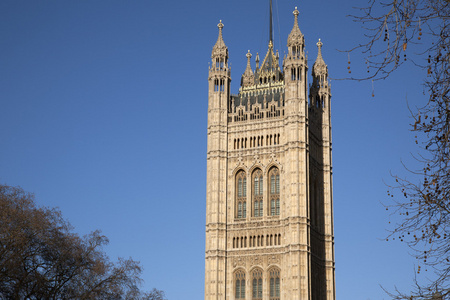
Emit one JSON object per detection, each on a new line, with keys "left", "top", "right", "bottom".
{"left": 349, "top": 0, "right": 449, "bottom": 299}
{"left": 0, "top": 184, "right": 166, "bottom": 300}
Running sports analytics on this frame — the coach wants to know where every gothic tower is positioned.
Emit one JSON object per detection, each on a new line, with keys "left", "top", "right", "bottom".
{"left": 205, "top": 6, "right": 335, "bottom": 300}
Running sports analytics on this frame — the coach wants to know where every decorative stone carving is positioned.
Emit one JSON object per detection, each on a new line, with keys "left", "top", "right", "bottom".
{"left": 232, "top": 257, "right": 246, "bottom": 268}
{"left": 268, "top": 254, "right": 281, "bottom": 265}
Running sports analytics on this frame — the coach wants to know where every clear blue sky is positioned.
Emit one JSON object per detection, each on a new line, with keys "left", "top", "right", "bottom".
{"left": 0, "top": 1, "right": 426, "bottom": 299}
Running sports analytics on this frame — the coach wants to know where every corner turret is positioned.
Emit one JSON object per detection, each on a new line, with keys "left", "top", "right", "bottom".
{"left": 211, "top": 20, "right": 229, "bottom": 71}
{"left": 312, "top": 39, "right": 328, "bottom": 83}
{"left": 283, "top": 7, "right": 307, "bottom": 94}
{"left": 287, "top": 7, "right": 305, "bottom": 59}
{"left": 310, "top": 39, "right": 330, "bottom": 109}
{"left": 209, "top": 20, "right": 231, "bottom": 95}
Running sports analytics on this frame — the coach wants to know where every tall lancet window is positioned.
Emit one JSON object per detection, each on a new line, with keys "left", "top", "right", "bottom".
{"left": 252, "top": 169, "right": 263, "bottom": 217}
{"left": 269, "top": 167, "right": 280, "bottom": 216}
{"left": 235, "top": 270, "right": 246, "bottom": 299}
{"left": 252, "top": 269, "right": 263, "bottom": 300}
{"left": 236, "top": 171, "right": 247, "bottom": 219}
{"left": 269, "top": 268, "right": 280, "bottom": 300}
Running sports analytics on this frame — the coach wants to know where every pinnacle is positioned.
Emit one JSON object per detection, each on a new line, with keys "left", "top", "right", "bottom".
{"left": 213, "top": 20, "right": 227, "bottom": 53}
{"left": 242, "top": 50, "right": 254, "bottom": 87}
{"left": 287, "top": 6, "right": 303, "bottom": 47}
{"left": 315, "top": 39, "right": 325, "bottom": 64}
{"left": 313, "top": 39, "right": 327, "bottom": 75}
{"left": 245, "top": 50, "right": 253, "bottom": 75}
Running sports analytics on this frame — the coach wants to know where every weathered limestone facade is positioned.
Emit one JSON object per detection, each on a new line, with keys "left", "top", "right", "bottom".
{"left": 205, "top": 7, "right": 335, "bottom": 300}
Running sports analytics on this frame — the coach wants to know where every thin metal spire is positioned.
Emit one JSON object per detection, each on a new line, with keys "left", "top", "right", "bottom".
{"left": 269, "top": 0, "right": 273, "bottom": 43}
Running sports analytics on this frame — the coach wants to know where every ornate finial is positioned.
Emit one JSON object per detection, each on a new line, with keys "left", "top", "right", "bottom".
{"left": 317, "top": 39, "right": 323, "bottom": 58}
{"left": 212, "top": 19, "right": 227, "bottom": 56}
{"left": 316, "top": 38, "right": 324, "bottom": 59}
{"left": 288, "top": 6, "right": 303, "bottom": 47}
{"left": 246, "top": 50, "right": 252, "bottom": 59}
{"left": 217, "top": 20, "right": 224, "bottom": 41}
{"left": 313, "top": 38, "right": 327, "bottom": 75}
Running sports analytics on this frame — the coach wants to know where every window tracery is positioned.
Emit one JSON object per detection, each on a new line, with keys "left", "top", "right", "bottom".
{"left": 252, "top": 269, "right": 263, "bottom": 300}
{"left": 236, "top": 171, "right": 247, "bottom": 219}
{"left": 252, "top": 169, "right": 263, "bottom": 217}
{"left": 235, "top": 270, "right": 246, "bottom": 299}
{"left": 269, "top": 268, "right": 280, "bottom": 300}
{"left": 269, "top": 167, "right": 280, "bottom": 216}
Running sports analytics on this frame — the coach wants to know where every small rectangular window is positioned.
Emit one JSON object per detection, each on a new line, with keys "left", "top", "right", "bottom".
{"left": 271, "top": 175, "right": 275, "bottom": 194}
{"left": 275, "top": 278, "right": 280, "bottom": 296}
{"left": 243, "top": 202, "right": 247, "bottom": 218}
{"left": 236, "top": 280, "right": 241, "bottom": 298}
{"left": 259, "top": 200, "right": 263, "bottom": 217}
{"left": 276, "top": 199, "right": 280, "bottom": 215}
{"left": 243, "top": 178, "right": 247, "bottom": 197}
{"left": 276, "top": 175, "right": 280, "bottom": 194}
{"left": 270, "top": 278, "right": 274, "bottom": 297}
{"left": 238, "top": 178, "right": 242, "bottom": 197}
{"left": 271, "top": 199, "right": 275, "bottom": 216}
{"left": 258, "top": 279, "right": 262, "bottom": 298}
{"left": 259, "top": 177, "right": 263, "bottom": 195}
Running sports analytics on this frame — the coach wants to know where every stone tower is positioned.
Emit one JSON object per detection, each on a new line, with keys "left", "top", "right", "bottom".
{"left": 205, "top": 6, "right": 335, "bottom": 300}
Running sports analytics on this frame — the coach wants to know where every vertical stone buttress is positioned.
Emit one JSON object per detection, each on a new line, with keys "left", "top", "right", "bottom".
{"left": 310, "top": 39, "right": 335, "bottom": 300}
{"left": 205, "top": 21, "right": 230, "bottom": 300}
{"left": 282, "top": 7, "right": 310, "bottom": 300}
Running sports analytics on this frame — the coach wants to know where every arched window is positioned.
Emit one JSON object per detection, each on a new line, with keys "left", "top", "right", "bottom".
{"left": 252, "top": 169, "right": 263, "bottom": 217}
{"left": 269, "top": 167, "right": 280, "bottom": 216}
{"left": 252, "top": 269, "right": 263, "bottom": 300}
{"left": 235, "top": 270, "right": 246, "bottom": 299}
{"left": 236, "top": 171, "right": 247, "bottom": 219}
{"left": 269, "top": 268, "right": 280, "bottom": 300}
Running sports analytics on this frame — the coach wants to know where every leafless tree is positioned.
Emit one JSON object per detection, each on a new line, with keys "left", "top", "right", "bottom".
{"left": 348, "top": 0, "right": 449, "bottom": 299}
{"left": 0, "top": 184, "right": 166, "bottom": 300}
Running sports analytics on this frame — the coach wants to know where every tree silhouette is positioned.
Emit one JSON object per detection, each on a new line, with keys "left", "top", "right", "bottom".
{"left": 349, "top": 1, "right": 449, "bottom": 299}
{"left": 0, "top": 184, "right": 166, "bottom": 300}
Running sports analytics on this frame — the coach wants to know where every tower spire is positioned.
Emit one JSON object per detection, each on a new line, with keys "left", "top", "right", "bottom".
{"left": 269, "top": 0, "right": 273, "bottom": 43}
